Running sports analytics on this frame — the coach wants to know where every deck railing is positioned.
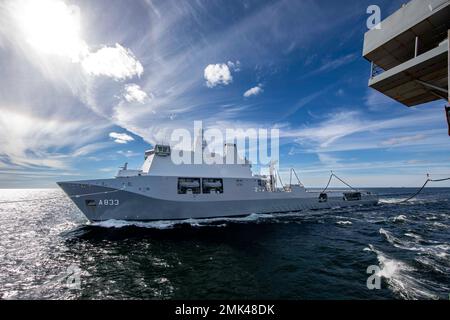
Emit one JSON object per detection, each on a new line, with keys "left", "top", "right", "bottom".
{"left": 369, "top": 62, "right": 385, "bottom": 79}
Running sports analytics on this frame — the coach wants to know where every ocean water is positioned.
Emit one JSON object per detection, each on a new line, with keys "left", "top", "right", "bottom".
{"left": 0, "top": 188, "right": 449, "bottom": 300}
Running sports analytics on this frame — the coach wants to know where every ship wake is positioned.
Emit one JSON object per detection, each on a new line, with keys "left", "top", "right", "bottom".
{"left": 90, "top": 213, "right": 278, "bottom": 230}
{"left": 365, "top": 244, "right": 444, "bottom": 300}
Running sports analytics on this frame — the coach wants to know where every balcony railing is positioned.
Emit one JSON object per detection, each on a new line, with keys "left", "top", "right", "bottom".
{"left": 370, "top": 62, "right": 385, "bottom": 79}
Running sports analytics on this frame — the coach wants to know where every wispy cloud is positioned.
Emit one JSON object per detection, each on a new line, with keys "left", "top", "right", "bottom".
{"left": 99, "top": 167, "right": 117, "bottom": 173}
{"left": 316, "top": 53, "right": 357, "bottom": 73}
{"left": 292, "top": 111, "right": 365, "bottom": 148}
{"left": 283, "top": 108, "right": 447, "bottom": 153}
{"left": 317, "top": 153, "right": 341, "bottom": 166}
{"left": 117, "top": 150, "right": 141, "bottom": 157}
{"left": 227, "top": 60, "right": 241, "bottom": 72}
{"left": 365, "top": 89, "right": 395, "bottom": 111}
{"left": 381, "top": 134, "right": 427, "bottom": 146}
{"left": 280, "top": 85, "right": 334, "bottom": 119}
{"left": 299, "top": 53, "right": 358, "bottom": 79}
{"left": 0, "top": 109, "right": 110, "bottom": 170}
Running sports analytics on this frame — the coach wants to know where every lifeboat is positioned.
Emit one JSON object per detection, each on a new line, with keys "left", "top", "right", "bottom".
{"left": 202, "top": 181, "right": 223, "bottom": 188}
{"left": 179, "top": 181, "right": 200, "bottom": 188}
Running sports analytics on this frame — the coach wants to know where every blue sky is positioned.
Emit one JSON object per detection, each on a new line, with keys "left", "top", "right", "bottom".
{"left": 0, "top": 0, "right": 449, "bottom": 188}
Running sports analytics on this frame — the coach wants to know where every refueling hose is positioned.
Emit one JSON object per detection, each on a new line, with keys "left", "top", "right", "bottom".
{"left": 320, "top": 172, "right": 450, "bottom": 204}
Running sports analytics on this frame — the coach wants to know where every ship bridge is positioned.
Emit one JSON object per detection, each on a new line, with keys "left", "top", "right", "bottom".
{"left": 363, "top": 0, "right": 449, "bottom": 107}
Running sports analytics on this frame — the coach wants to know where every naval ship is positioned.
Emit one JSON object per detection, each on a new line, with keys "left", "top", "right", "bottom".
{"left": 58, "top": 143, "right": 378, "bottom": 222}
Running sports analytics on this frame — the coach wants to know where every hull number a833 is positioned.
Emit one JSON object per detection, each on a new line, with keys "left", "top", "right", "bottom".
{"left": 98, "top": 199, "right": 119, "bottom": 206}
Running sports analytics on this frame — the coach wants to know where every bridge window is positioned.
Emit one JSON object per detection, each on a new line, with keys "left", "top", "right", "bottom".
{"left": 155, "top": 145, "right": 171, "bottom": 156}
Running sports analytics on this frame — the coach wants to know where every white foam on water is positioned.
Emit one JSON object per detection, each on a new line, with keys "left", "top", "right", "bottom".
{"left": 379, "top": 198, "right": 408, "bottom": 204}
{"left": 392, "top": 215, "right": 407, "bottom": 223}
{"left": 415, "top": 256, "right": 450, "bottom": 275}
{"left": 376, "top": 228, "right": 450, "bottom": 299}
{"left": 379, "top": 197, "right": 437, "bottom": 205}
{"left": 366, "top": 245, "right": 439, "bottom": 300}
{"left": 379, "top": 228, "right": 400, "bottom": 245}
{"left": 336, "top": 221, "right": 352, "bottom": 226}
{"left": 404, "top": 232, "right": 422, "bottom": 240}
{"left": 376, "top": 256, "right": 405, "bottom": 279}
{"left": 379, "top": 228, "right": 449, "bottom": 257}
{"left": 1, "top": 290, "right": 20, "bottom": 300}
{"left": 186, "top": 213, "right": 276, "bottom": 225}
{"left": 91, "top": 213, "right": 278, "bottom": 230}
{"left": 89, "top": 210, "right": 349, "bottom": 230}
{"left": 431, "top": 222, "right": 448, "bottom": 229}
{"left": 86, "top": 206, "right": 363, "bottom": 230}
{"left": 92, "top": 219, "right": 182, "bottom": 230}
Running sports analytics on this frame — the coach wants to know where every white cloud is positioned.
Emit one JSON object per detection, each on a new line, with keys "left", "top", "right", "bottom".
{"left": 291, "top": 111, "right": 365, "bottom": 148}
{"left": 82, "top": 44, "right": 144, "bottom": 80}
{"left": 317, "top": 153, "right": 340, "bottom": 165}
{"left": 283, "top": 109, "right": 446, "bottom": 154}
{"left": 381, "top": 134, "right": 426, "bottom": 146}
{"left": 243, "top": 85, "right": 263, "bottom": 98}
{"left": 316, "top": 53, "right": 356, "bottom": 73}
{"left": 124, "top": 84, "right": 151, "bottom": 103}
{"left": 365, "top": 89, "right": 395, "bottom": 111}
{"left": 109, "top": 132, "right": 135, "bottom": 144}
{"left": 117, "top": 150, "right": 140, "bottom": 157}
{"left": 204, "top": 63, "right": 233, "bottom": 88}
{"left": 281, "top": 85, "right": 333, "bottom": 119}
{"left": 0, "top": 109, "right": 110, "bottom": 170}
{"left": 299, "top": 53, "right": 357, "bottom": 79}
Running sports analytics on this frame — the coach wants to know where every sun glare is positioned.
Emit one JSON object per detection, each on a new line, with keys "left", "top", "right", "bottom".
{"left": 13, "top": 0, "right": 88, "bottom": 62}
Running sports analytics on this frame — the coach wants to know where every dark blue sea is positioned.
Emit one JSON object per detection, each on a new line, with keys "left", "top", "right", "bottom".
{"left": 0, "top": 188, "right": 449, "bottom": 300}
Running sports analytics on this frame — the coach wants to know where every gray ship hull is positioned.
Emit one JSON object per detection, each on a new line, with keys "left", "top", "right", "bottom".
{"left": 57, "top": 180, "right": 379, "bottom": 222}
